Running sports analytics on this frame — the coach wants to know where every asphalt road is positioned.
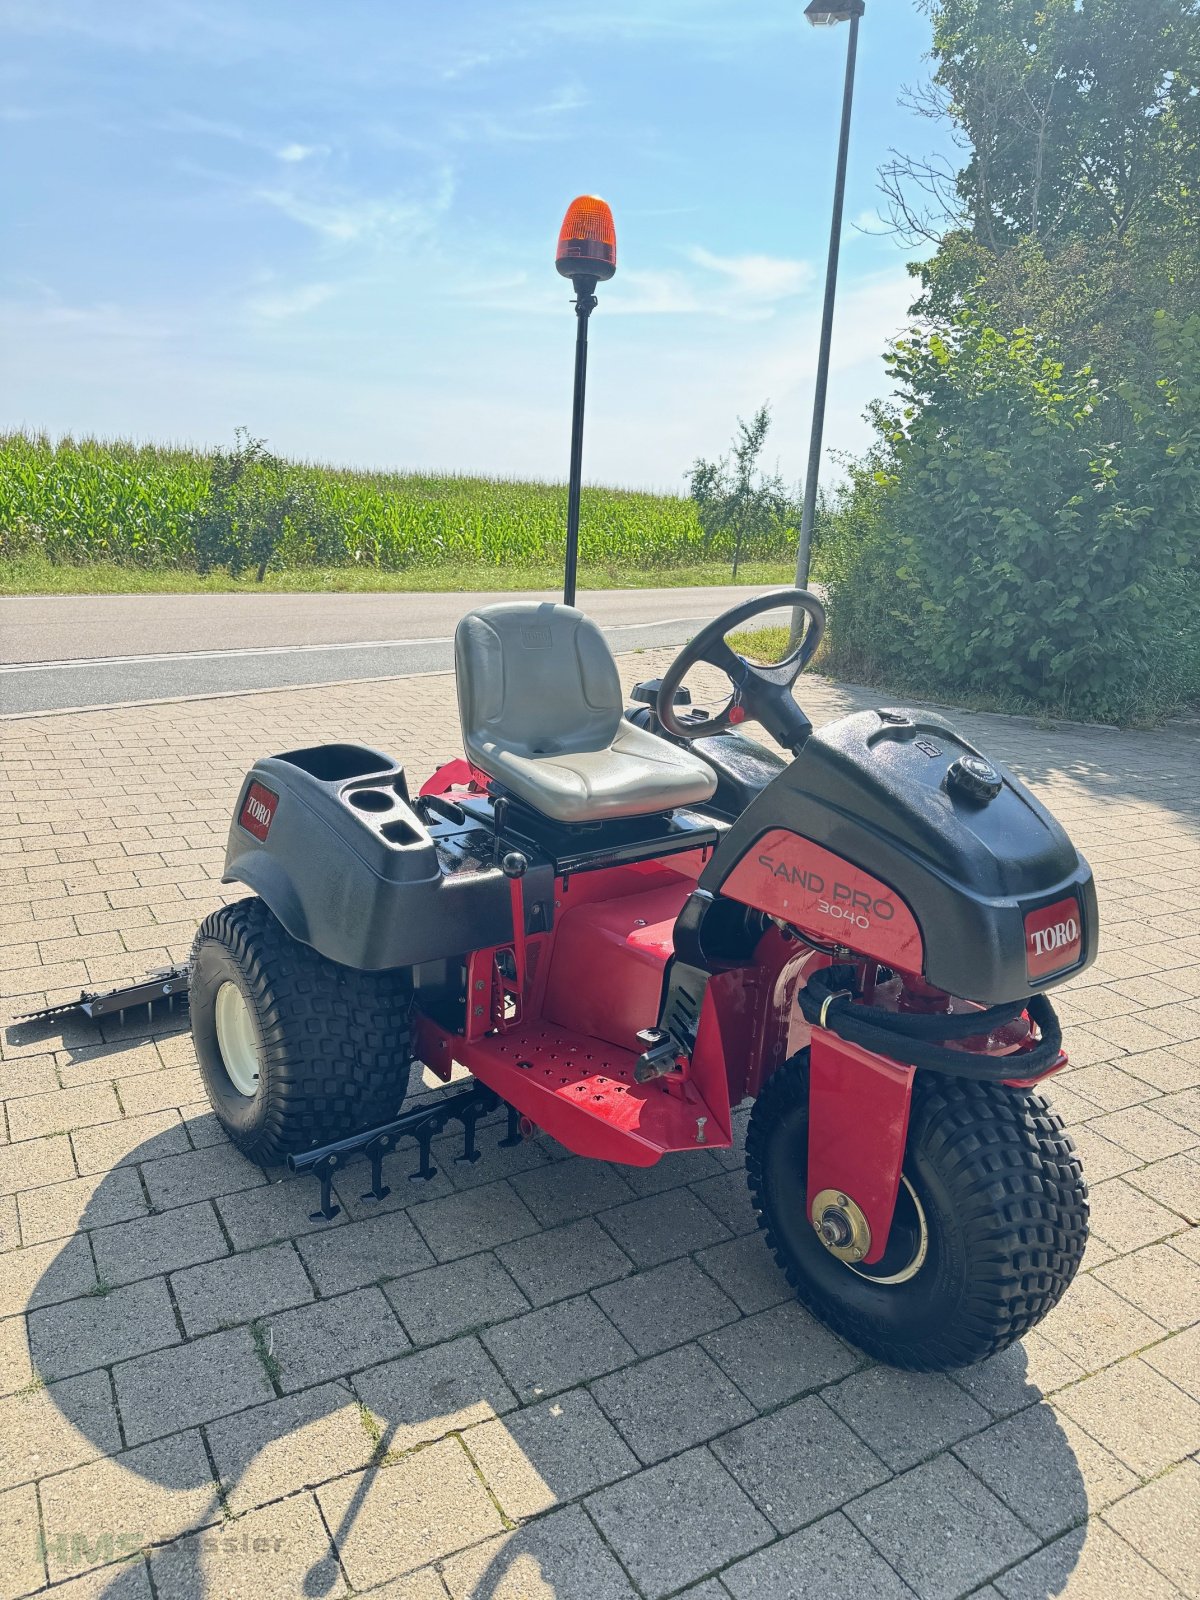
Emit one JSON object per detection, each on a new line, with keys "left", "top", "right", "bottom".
{"left": 0, "top": 585, "right": 781, "bottom": 715}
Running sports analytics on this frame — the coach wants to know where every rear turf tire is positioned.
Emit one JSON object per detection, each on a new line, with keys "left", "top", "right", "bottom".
{"left": 190, "top": 896, "right": 412, "bottom": 1165}
{"left": 746, "top": 1053, "right": 1088, "bottom": 1370}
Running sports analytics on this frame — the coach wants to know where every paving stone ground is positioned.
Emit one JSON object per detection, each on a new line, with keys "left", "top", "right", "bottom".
{"left": 1, "top": 652, "right": 1198, "bottom": 1600}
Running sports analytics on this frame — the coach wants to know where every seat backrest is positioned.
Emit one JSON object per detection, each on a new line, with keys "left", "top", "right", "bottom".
{"left": 455, "top": 602, "right": 623, "bottom": 760}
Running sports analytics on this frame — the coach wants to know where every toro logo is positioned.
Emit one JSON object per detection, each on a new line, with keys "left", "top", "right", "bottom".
{"left": 1024, "top": 897, "right": 1082, "bottom": 980}
{"left": 239, "top": 781, "right": 278, "bottom": 842}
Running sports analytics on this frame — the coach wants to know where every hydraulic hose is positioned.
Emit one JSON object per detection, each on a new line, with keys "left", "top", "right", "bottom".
{"left": 798, "top": 964, "right": 1063, "bottom": 1082}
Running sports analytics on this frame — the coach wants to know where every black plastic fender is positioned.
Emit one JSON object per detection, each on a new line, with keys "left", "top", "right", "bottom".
{"left": 222, "top": 742, "right": 553, "bottom": 971}
{"left": 222, "top": 850, "right": 310, "bottom": 946}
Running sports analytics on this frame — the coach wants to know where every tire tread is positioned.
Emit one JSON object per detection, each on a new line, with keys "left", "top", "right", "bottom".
{"left": 745, "top": 1055, "right": 1088, "bottom": 1369}
{"left": 191, "top": 897, "right": 411, "bottom": 1164}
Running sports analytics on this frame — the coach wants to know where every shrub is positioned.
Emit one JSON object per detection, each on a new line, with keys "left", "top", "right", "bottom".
{"left": 823, "top": 306, "right": 1200, "bottom": 723}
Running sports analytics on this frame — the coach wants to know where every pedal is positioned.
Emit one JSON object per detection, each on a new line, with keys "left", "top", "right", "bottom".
{"left": 634, "top": 1028, "right": 681, "bottom": 1083}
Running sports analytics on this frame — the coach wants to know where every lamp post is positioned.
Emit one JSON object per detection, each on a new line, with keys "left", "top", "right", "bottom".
{"left": 792, "top": 0, "right": 865, "bottom": 631}
{"left": 556, "top": 195, "right": 617, "bottom": 608}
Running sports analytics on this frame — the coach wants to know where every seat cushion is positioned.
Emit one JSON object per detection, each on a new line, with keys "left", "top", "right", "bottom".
{"left": 456, "top": 600, "right": 717, "bottom": 823}
{"left": 473, "top": 716, "right": 717, "bottom": 824}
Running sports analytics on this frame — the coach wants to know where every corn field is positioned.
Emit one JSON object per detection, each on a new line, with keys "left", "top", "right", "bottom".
{"left": 0, "top": 431, "right": 796, "bottom": 574}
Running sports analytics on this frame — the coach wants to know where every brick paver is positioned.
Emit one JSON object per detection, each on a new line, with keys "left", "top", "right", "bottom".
{"left": 1, "top": 654, "right": 1198, "bottom": 1596}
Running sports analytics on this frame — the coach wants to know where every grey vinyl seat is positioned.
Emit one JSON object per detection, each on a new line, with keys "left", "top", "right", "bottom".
{"left": 454, "top": 602, "right": 718, "bottom": 824}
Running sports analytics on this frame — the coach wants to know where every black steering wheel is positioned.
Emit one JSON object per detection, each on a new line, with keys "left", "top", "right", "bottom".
{"left": 655, "top": 588, "right": 826, "bottom": 752}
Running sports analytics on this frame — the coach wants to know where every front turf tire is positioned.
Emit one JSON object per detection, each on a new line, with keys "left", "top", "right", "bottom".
{"left": 190, "top": 896, "right": 412, "bottom": 1165}
{"left": 746, "top": 1053, "right": 1088, "bottom": 1371}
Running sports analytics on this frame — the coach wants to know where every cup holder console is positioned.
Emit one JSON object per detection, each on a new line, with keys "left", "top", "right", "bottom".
{"left": 348, "top": 788, "right": 393, "bottom": 814}
{"left": 343, "top": 777, "right": 424, "bottom": 848}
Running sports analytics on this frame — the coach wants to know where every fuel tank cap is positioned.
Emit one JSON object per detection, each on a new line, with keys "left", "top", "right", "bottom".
{"left": 946, "top": 754, "right": 1003, "bottom": 804}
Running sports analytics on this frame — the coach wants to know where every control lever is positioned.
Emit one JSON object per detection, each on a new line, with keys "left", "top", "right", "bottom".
{"left": 492, "top": 796, "right": 510, "bottom": 865}
{"left": 501, "top": 850, "right": 528, "bottom": 1001}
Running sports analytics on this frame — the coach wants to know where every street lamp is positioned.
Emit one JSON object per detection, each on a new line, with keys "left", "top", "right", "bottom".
{"left": 556, "top": 194, "right": 617, "bottom": 608}
{"left": 804, "top": 0, "right": 865, "bottom": 22}
{"left": 792, "top": 0, "right": 865, "bottom": 621}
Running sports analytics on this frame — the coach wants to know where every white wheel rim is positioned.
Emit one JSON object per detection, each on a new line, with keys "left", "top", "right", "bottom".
{"left": 214, "top": 981, "right": 261, "bottom": 1098}
{"left": 846, "top": 1175, "right": 929, "bottom": 1286}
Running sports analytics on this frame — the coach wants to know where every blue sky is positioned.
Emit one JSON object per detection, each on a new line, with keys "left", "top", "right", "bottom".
{"left": 1, "top": 1, "right": 953, "bottom": 490}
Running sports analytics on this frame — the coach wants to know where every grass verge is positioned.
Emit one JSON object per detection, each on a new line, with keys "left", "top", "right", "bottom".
{"left": 727, "top": 624, "right": 793, "bottom": 664}
{"left": 0, "top": 557, "right": 798, "bottom": 597}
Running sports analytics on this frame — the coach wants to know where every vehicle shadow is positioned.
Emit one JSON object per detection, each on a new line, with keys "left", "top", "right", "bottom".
{"left": 10, "top": 1102, "right": 1095, "bottom": 1600}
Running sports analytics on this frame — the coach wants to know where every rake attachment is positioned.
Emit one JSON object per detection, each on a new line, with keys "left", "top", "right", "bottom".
{"left": 288, "top": 1082, "right": 521, "bottom": 1222}
{"left": 17, "top": 963, "right": 190, "bottom": 1027}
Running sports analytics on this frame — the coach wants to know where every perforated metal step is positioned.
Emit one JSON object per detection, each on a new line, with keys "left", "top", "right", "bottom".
{"left": 414, "top": 1014, "right": 725, "bottom": 1166}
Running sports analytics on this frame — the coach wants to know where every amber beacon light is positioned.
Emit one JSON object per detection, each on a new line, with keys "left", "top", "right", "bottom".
{"left": 556, "top": 194, "right": 617, "bottom": 282}
{"left": 556, "top": 195, "right": 617, "bottom": 606}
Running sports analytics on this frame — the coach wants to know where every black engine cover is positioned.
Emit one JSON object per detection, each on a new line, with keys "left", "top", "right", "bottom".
{"left": 700, "top": 708, "right": 1098, "bottom": 1005}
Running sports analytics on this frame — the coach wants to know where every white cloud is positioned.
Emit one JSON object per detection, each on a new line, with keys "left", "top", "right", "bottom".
{"left": 0, "top": 291, "right": 179, "bottom": 340}
{"left": 686, "top": 247, "right": 815, "bottom": 303}
{"left": 599, "top": 267, "right": 705, "bottom": 317}
{"left": 253, "top": 168, "right": 454, "bottom": 246}
{"left": 161, "top": 111, "right": 251, "bottom": 145}
{"left": 244, "top": 282, "right": 336, "bottom": 320}
{"left": 160, "top": 116, "right": 328, "bottom": 167}
{"left": 439, "top": 42, "right": 530, "bottom": 81}
{"left": 459, "top": 248, "right": 816, "bottom": 323}
{"left": 444, "top": 83, "right": 588, "bottom": 145}
{"left": 850, "top": 206, "right": 890, "bottom": 237}
{"left": 573, "top": 249, "right": 814, "bottom": 322}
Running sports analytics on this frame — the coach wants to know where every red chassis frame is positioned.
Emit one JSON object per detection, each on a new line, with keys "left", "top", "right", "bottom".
{"left": 413, "top": 762, "right": 1064, "bottom": 1269}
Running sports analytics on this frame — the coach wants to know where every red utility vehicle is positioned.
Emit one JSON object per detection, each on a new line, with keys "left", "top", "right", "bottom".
{"left": 188, "top": 587, "right": 1093, "bottom": 1371}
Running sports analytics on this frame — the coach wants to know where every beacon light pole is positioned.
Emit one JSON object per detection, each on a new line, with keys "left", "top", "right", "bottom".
{"left": 791, "top": 0, "right": 865, "bottom": 641}
{"left": 555, "top": 195, "right": 617, "bottom": 608}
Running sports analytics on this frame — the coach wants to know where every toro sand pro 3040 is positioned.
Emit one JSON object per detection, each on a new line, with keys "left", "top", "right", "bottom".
{"left": 42, "top": 198, "right": 1096, "bottom": 1371}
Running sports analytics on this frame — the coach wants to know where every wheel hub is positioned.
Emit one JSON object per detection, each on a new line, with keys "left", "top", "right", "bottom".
{"left": 214, "top": 980, "right": 261, "bottom": 1098}
{"left": 810, "top": 1188, "right": 871, "bottom": 1264}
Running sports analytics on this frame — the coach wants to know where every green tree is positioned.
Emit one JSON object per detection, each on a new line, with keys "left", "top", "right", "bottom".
{"left": 884, "top": 0, "right": 1200, "bottom": 380}
{"left": 886, "top": 0, "right": 1200, "bottom": 256}
{"left": 688, "top": 405, "right": 795, "bottom": 579}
